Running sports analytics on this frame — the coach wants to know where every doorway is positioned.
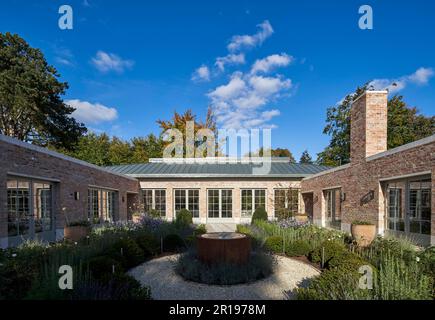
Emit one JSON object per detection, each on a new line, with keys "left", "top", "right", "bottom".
{"left": 7, "top": 177, "right": 56, "bottom": 246}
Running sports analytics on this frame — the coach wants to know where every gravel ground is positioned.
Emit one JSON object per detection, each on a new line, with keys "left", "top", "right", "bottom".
{"left": 128, "top": 255, "right": 320, "bottom": 300}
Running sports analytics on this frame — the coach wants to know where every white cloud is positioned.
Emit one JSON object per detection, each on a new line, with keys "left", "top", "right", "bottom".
{"left": 250, "top": 53, "right": 293, "bottom": 74}
{"left": 249, "top": 75, "right": 292, "bottom": 96}
{"left": 208, "top": 72, "right": 292, "bottom": 129}
{"left": 91, "top": 51, "right": 134, "bottom": 73}
{"left": 227, "top": 20, "right": 274, "bottom": 52}
{"left": 53, "top": 47, "right": 74, "bottom": 66}
{"left": 67, "top": 99, "right": 118, "bottom": 124}
{"left": 191, "top": 65, "right": 211, "bottom": 82}
{"left": 369, "top": 67, "right": 434, "bottom": 93}
{"left": 208, "top": 73, "right": 246, "bottom": 100}
{"left": 408, "top": 67, "right": 434, "bottom": 85}
{"left": 215, "top": 53, "right": 245, "bottom": 71}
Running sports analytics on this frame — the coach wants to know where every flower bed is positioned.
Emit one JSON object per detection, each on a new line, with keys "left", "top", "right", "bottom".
{"left": 0, "top": 215, "right": 202, "bottom": 300}
{"left": 238, "top": 221, "right": 434, "bottom": 300}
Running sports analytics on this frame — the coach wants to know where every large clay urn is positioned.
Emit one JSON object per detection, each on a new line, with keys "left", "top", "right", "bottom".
{"left": 351, "top": 223, "right": 376, "bottom": 247}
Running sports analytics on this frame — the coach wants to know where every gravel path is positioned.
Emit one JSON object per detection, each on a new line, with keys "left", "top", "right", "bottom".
{"left": 129, "top": 255, "right": 320, "bottom": 300}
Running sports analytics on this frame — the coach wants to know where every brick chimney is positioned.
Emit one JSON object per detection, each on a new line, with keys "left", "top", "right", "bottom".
{"left": 350, "top": 90, "right": 388, "bottom": 162}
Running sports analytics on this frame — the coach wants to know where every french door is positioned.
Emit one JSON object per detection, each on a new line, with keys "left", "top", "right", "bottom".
{"left": 207, "top": 189, "right": 233, "bottom": 220}
{"left": 7, "top": 177, "right": 55, "bottom": 246}
{"left": 385, "top": 176, "right": 431, "bottom": 244}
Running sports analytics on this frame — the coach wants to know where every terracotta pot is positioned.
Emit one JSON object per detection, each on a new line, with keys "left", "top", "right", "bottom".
{"left": 197, "top": 233, "right": 251, "bottom": 265}
{"left": 132, "top": 215, "right": 142, "bottom": 223}
{"left": 295, "top": 215, "right": 308, "bottom": 223}
{"left": 64, "top": 226, "right": 90, "bottom": 242}
{"left": 351, "top": 224, "right": 376, "bottom": 247}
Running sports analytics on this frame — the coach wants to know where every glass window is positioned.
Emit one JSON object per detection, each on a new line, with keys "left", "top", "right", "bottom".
{"left": 208, "top": 189, "right": 232, "bottom": 218}
{"left": 408, "top": 180, "right": 431, "bottom": 235}
{"left": 88, "top": 188, "right": 117, "bottom": 223}
{"left": 207, "top": 189, "right": 220, "bottom": 218}
{"left": 188, "top": 190, "right": 199, "bottom": 218}
{"left": 387, "top": 188, "right": 404, "bottom": 232}
{"left": 274, "top": 189, "right": 300, "bottom": 220}
{"left": 221, "top": 190, "right": 232, "bottom": 218}
{"left": 7, "top": 178, "right": 53, "bottom": 238}
{"left": 241, "top": 189, "right": 266, "bottom": 217}
{"left": 142, "top": 189, "right": 166, "bottom": 217}
{"left": 325, "top": 189, "right": 341, "bottom": 229}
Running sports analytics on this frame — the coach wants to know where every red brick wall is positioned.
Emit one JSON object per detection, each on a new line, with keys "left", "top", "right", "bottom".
{"left": 0, "top": 136, "right": 139, "bottom": 242}
{"left": 302, "top": 140, "right": 434, "bottom": 230}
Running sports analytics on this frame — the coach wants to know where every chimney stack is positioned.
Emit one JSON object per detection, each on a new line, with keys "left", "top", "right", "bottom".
{"left": 350, "top": 90, "right": 388, "bottom": 162}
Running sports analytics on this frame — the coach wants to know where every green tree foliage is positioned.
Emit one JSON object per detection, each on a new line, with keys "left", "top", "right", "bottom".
{"left": 0, "top": 32, "right": 86, "bottom": 149}
{"left": 157, "top": 107, "right": 218, "bottom": 157}
{"left": 317, "top": 85, "right": 435, "bottom": 166}
{"left": 249, "top": 147, "right": 296, "bottom": 163}
{"left": 57, "top": 132, "right": 164, "bottom": 166}
{"left": 299, "top": 150, "right": 313, "bottom": 164}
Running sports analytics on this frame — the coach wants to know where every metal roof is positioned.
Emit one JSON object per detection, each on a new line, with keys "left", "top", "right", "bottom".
{"left": 104, "top": 160, "right": 330, "bottom": 179}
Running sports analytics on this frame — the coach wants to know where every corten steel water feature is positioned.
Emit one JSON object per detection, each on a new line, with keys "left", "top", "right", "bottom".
{"left": 197, "top": 232, "right": 251, "bottom": 265}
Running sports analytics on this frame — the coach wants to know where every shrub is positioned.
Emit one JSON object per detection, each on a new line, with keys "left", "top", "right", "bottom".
{"left": 274, "top": 208, "right": 294, "bottom": 221}
{"left": 309, "top": 240, "right": 347, "bottom": 268}
{"left": 176, "top": 249, "right": 276, "bottom": 285}
{"left": 285, "top": 240, "right": 312, "bottom": 257}
{"left": 264, "top": 236, "right": 283, "bottom": 254}
{"left": 163, "top": 234, "right": 185, "bottom": 252}
{"left": 87, "top": 256, "right": 124, "bottom": 281}
{"left": 175, "top": 209, "right": 193, "bottom": 226}
{"left": 236, "top": 224, "right": 252, "bottom": 235}
{"left": 72, "top": 274, "right": 151, "bottom": 300}
{"left": 135, "top": 233, "right": 160, "bottom": 257}
{"left": 106, "top": 238, "right": 145, "bottom": 269}
{"left": 296, "top": 266, "right": 369, "bottom": 300}
{"left": 148, "top": 209, "right": 161, "bottom": 218}
{"left": 67, "top": 220, "right": 91, "bottom": 227}
{"left": 194, "top": 224, "right": 207, "bottom": 236}
{"left": 251, "top": 206, "right": 268, "bottom": 223}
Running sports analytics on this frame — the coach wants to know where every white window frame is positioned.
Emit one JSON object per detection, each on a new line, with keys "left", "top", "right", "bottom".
{"left": 142, "top": 189, "right": 166, "bottom": 216}
{"left": 241, "top": 189, "right": 266, "bottom": 217}
{"left": 207, "top": 189, "right": 233, "bottom": 220}
{"left": 173, "top": 189, "right": 200, "bottom": 218}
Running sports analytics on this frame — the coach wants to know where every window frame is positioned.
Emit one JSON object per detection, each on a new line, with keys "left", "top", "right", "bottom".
{"left": 174, "top": 189, "right": 200, "bottom": 218}
{"left": 207, "top": 189, "right": 233, "bottom": 219}
{"left": 241, "top": 189, "right": 266, "bottom": 217}
{"left": 141, "top": 189, "right": 166, "bottom": 217}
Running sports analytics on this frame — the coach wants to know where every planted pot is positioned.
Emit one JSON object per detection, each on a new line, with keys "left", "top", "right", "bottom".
{"left": 132, "top": 215, "right": 142, "bottom": 223}
{"left": 295, "top": 215, "right": 308, "bottom": 223}
{"left": 351, "top": 222, "right": 376, "bottom": 247}
{"left": 64, "top": 225, "right": 90, "bottom": 242}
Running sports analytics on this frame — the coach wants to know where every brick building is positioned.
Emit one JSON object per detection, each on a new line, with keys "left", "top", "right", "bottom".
{"left": 0, "top": 90, "right": 433, "bottom": 247}
{"left": 0, "top": 135, "right": 139, "bottom": 248}
{"left": 301, "top": 91, "right": 435, "bottom": 245}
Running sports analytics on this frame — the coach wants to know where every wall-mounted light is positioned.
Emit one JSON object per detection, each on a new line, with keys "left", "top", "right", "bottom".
{"left": 341, "top": 192, "right": 346, "bottom": 202}
{"left": 74, "top": 192, "right": 80, "bottom": 201}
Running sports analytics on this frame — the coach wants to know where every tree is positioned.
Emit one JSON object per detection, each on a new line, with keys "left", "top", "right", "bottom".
{"left": 108, "top": 137, "right": 132, "bottom": 165}
{"left": 59, "top": 133, "right": 111, "bottom": 166}
{"left": 299, "top": 150, "right": 313, "bottom": 164}
{"left": 316, "top": 86, "right": 434, "bottom": 166}
{"left": 130, "top": 134, "right": 164, "bottom": 163}
{"left": 157, "top": 107, "right": 218, "bottom": 157}
{"left": 248, "top": 147, "right": 296, "bottom": 163}
{"left": 0, "top": 32, "right": 86, "bottom": 149}
{"left": 56, "top": 132, "right": 165, "bottom": 166}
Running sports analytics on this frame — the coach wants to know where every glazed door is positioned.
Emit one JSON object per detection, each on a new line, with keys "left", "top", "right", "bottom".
{"left": 7, "top": 178, "right": 55, "bottom": 246}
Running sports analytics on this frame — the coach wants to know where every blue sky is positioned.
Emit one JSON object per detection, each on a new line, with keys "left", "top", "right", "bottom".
{"left": 1, "top": 0, "right": 434, "bottom": 160}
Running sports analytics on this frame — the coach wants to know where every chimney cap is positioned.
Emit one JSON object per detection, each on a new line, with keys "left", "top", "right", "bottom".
{"left": 352, "top": 90, "right": 388, "bottom": 104}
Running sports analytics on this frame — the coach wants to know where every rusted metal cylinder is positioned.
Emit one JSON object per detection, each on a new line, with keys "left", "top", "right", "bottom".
{"left": 197, "top": 232, "right": 251, "bottom": 265}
